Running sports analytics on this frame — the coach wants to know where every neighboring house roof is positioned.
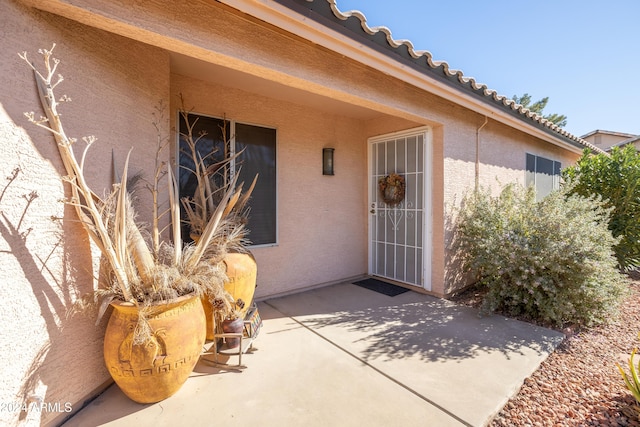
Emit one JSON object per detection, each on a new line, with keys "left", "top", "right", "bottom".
{"left": 580, "top": 129, "right": 636, "bottom": 140}
{"left": 274, "top": 0, "right": 604, "bottom": 154}
{"left": 608, "top": 134, "right": 640, "bottom": 151}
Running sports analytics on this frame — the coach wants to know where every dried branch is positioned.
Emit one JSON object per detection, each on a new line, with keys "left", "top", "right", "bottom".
{"left": 21, "top": 44, "right": 135, "bottom": 302}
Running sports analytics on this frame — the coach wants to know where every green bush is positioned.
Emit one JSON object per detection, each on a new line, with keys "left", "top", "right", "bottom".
{"left": 454, "top": 184, "right": 628, "bottom": 327}
{"left": 563, "top": 145, "right": 640, "bottom": 270}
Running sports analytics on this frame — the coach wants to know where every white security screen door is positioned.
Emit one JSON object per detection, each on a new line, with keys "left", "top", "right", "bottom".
{"left": 368, "top": 128, "right": 431, "bottom": 290}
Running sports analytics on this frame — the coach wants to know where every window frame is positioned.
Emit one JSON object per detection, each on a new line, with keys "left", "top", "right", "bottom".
{"left": 525, "top": 152, "right": 561, "bottom": 200}
{"left": 176, "top": 111, "right": 278, "bottom": 248}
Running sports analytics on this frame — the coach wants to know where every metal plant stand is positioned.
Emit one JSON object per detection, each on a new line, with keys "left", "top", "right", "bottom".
{"left": 202, "top": 303, "right": 262, "bottom": 367}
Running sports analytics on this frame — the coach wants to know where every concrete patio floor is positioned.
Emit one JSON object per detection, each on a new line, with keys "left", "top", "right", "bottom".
{"left": 62, "top": 282, "right": 564, "bottom": 427}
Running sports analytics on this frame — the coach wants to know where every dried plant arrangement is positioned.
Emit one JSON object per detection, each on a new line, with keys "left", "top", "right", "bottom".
{"left": 177, "top": 105, "right": 258, "bottom": 321}
{"left": 20, "top": 45, "right": 251, "bottom": 343}
{"left": 210, "top": 296, "right": 246, "bottom": 322}
{"left": 177, "top": 105, "right": 257, "bottom": 247}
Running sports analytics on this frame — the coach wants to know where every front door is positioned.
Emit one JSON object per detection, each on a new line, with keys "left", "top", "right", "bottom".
{"left": 368, "top": 128, "right": 431, "bottom": 290}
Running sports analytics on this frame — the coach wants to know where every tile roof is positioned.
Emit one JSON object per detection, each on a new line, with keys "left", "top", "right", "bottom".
{"left": 580, "top": 129, "right": 636, "bottom": 139}
{"left": 608, "top": 134, "right": 640, "bottom": 150}
{"left": 278, "top": 0, "right": 603, "bottom": 153}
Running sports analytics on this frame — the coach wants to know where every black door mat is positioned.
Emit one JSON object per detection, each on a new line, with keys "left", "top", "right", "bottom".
{"left": 352, "top": 278, "right": 410, "bottom": 297}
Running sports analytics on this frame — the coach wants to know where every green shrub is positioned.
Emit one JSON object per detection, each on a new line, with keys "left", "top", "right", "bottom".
{"left": 454, "top": 183, "right": 628, "bottom": 327}
{"left": 563, "top": 145, "right": 640, "bottom": 270}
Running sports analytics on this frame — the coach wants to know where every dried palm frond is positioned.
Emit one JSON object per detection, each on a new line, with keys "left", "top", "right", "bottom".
{"left": 177, "top": 107, "right": 256, "bottom": 240}
{"left": 23, "top": 45, "right": 255, "bottom": 342}
{"left": 21, "top": 45, "right": 136, "bottom": 302}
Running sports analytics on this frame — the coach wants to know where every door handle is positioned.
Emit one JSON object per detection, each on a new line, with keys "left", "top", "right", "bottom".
{"left": 370, "top": 209, "right": 376, "bottom": 214}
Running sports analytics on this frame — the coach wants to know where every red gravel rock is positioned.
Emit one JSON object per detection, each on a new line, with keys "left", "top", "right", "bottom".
{"left": 488, "top": 280, "right": 640, "bottom": 427}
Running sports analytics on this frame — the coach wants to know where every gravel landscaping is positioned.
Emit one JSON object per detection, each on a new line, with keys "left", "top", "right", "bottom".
{"left": 451, "top": 275, "right": 640, "bottom": 426}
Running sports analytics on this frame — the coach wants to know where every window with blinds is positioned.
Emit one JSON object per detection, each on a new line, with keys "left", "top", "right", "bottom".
{"left": 525, "top": 153, "right": 561, "bottom": 201}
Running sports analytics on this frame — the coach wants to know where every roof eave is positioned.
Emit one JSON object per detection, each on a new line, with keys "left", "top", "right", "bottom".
{"left": 220, "top": 0, "right": 603, "bottom": 155}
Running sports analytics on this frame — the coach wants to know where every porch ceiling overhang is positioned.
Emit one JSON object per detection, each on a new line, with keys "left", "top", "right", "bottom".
{"left": 20, "top": 0, "right": 405, "bottom": 123}
{"left": 170, "top": 52, "right": 381, "bottom": 120}
{"left": 219, "top": 0, "right": 604, "bottom": 155}
{"left": 22, "top": 0, "right": 603, "bottom": 154}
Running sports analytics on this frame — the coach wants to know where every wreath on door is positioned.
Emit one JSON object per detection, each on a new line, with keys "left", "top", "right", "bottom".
{"left": 378, "top": 173, "right": 405, "bottom": 207}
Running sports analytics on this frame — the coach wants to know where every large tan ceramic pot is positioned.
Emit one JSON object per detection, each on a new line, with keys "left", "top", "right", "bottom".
{"left": 204, "top": 252, "right": 257, "bottom": 341}
{"left": 104, "top": 293, "right": 205, "bottom": 403}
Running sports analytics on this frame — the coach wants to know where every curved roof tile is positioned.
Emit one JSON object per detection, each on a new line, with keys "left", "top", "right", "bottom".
{"left": 281, "top": 0, "right": 601, "bottom": 153}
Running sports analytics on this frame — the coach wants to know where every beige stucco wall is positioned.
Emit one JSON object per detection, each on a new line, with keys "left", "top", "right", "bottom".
{"left": 0, "top": 2, "right": 169, "bottom": 425}
{"left": 439, "top": 111, "right": 580, "bottom": 295}
{"left": 442, "top": 110, "right": 579, "bottom": 201}
{"left": 19, "top": 0, "right": 587, "bottom": 300}
{"left": 171, "top": 74, "right": 369, "bottom": 298}
{"left": 0, "top": 0, "right": 588, "bottom": 418}
{"left": 150, "top": 0, "right": 580, "bottom": 297}
{"left": 16, "top": 0, "right": 459, "bottom": 297}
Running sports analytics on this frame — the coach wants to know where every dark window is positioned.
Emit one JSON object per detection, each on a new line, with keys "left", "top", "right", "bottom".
{"left": 236, "top": 123, "right": 277, "bottom": 246}
{"left": 525, "top": 153, "right": 561, "bottom": 201}
{"left": 179, "top": 113, "right": 277, "bottom": 246}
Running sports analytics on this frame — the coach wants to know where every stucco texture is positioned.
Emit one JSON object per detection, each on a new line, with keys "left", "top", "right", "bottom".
{"left": 15, "top": 0, "right": 582, "bottom": 297}
{"left": 0, "top": 1, "right": 169, "bottom": 425}
{"left": 440, "top": 113, "right": 580, "bottom": 295}
{"left": 0, "top": 0, "right": 587, "bottom": 419}
{"left": 171, "top": 74, "right": 369, "bottom": 298}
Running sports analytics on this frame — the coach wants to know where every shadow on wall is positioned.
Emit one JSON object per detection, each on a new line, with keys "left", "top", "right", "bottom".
{"left": 443, "top": 197, "right": 475, "bottom": 297}
{"left": 0, "top": 165, "right": 102, "bottom": 425}
{"left": 0, "top": 2, "right": 165, "bottom": 420}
